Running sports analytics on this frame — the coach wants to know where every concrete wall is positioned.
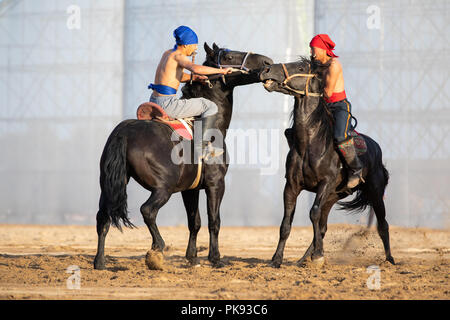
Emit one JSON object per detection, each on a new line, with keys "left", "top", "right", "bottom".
{"left": 0, "top": 0, "right": 447, "bottom": 228}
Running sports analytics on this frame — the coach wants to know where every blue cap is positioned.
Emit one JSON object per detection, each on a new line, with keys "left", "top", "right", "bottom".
{"left": 173, "top": 25, "right": 198, "bottom": 50}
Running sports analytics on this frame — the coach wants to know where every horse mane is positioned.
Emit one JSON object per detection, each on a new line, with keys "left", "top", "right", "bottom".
{"left": 180, "top": 52, "right": 223, "bottom": 99}
{"left": 289, "top": 56, "right": 334, "bottom": 149}
{"left": 180, "top": 80, "right": 204, "bottom": 99}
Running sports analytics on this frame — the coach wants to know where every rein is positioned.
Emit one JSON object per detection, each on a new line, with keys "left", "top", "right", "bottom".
{"left": 280, "top": 63, "right": 322, "bottom": 97}
{"left": 215, "top": 49, "right": 252, "bottom": 72}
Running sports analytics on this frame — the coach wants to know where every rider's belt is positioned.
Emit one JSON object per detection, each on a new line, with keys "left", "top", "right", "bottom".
{"left": 325, "top": 90, "right": 346, "bottom": 103}
{"left": 148, "top": 83, "right": 177, "bottom": 95}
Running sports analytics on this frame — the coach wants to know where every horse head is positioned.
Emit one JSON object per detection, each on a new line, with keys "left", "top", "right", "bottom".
{"left": 202, "top": 42, "right": 273, "bottom": 87}
{"left": 259, "top": 58, "right": 325, "bottom": 97}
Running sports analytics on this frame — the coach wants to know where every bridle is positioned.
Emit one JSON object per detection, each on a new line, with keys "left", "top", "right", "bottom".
{"left": 205, "top": 49, "right": 252, "bottom": 86}
{"left": 214, "top": 49, "right": 252, "bottom": 72}
{"left": 280, "top": 63, "right": 322, "bottom": 97}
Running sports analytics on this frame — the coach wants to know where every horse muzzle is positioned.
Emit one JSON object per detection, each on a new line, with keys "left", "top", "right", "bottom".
{"left": 263, "top": 79, "right": 277, "bottom": 92}
{"left": 259, "top": 68, "right": 280, "bottom": 92}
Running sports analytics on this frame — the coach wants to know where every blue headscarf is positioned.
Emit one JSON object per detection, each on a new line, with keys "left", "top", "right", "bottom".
{"left": 173, "top": 25, "right": 198, "bottom": 50}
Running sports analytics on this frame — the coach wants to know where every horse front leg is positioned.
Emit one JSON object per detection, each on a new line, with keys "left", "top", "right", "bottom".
{"left": 271, "top": 182, "right": 302, "bottom": 268}
{"left": 205, "top": 180, "right": 225, "bottom": 267}
{"left": 309, "top": 181, "right": 333, "bottom": 262}
{"left": 181, "top": 189, "right": 201, "bottom": 265}
{"left": 298, "top": 196, "right": 337, "bottom": 266}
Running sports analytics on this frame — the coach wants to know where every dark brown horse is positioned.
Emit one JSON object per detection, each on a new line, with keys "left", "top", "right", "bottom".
{"left": 93, "top": 43, "right": 272, "bottom": 269}
{"left": 259, "top": 57, "right": 395, "bottom": 267}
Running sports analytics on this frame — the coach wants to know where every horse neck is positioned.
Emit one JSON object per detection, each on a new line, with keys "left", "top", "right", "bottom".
{"left": 292, "top": 96, "right": 330, "bottom": 153}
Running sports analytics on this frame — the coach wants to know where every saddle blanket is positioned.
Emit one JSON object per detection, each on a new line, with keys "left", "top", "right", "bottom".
{"left": 137, "top": 102, "right": 193, "bottom": 140}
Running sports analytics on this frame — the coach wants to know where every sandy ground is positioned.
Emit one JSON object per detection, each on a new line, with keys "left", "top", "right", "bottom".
{"left": 0, "top": 224, "right": 448, "bottom": 300}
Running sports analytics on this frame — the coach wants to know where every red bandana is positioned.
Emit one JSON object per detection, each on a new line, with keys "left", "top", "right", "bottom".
{"left": 310, "top": 34, "right": 338, "bottom": 58}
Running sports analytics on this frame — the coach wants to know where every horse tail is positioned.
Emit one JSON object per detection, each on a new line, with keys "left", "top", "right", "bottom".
{"left": 338, "top": 150, "right": 390, "bottom": 216}
{"left": 100, "top": 134, "right": 135, "bottom": 231}
{"left": 381, "top": 162, "right": 390, "bottom": 192}
{"left": 337, "top": 186, "right": 371, "bottom": 213}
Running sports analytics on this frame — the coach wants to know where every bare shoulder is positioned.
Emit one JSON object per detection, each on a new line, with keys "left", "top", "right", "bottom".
{"left": 330, "top": 58, "right": 342, "bottom": 70}
{"left": 172, "top": 50, "right": 187, "bottom": 62}
{"left": 164, "top": 49, "right": 176, "bottom": 62}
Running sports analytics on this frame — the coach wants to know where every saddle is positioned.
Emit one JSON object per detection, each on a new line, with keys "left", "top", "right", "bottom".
{"left": 136, "top": 102, "right": 194, "bottom": 140}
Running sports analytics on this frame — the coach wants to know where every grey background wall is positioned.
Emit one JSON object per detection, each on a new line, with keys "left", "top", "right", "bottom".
{"left": 0, "top": 0, "right": 448, "bottom": 228}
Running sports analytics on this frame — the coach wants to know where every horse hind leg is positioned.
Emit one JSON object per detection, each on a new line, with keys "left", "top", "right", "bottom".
{"left": 371, "top": 195, "right": 395, "bottom": 264}
{"left": 141, "top": 189, "right": 171, "bottom": 251}
{"left": 94, "top": 193, "right": 111, "bottom": 270}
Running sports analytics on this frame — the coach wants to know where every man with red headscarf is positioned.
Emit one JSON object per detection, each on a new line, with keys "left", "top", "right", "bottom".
{"left": 310, "top": 34, "right": 363, "bottom": 189}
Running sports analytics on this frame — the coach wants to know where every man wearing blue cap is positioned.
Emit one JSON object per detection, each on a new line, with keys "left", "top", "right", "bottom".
{"left": 149, "top": 26, "right": 232, "bottom": 160}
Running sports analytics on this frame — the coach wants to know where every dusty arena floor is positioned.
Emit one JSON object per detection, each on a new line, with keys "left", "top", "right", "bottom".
{"left": 0, "top": 224, "right": 448, "bottom": 300}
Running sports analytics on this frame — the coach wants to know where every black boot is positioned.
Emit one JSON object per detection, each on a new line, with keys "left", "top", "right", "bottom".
{"left": 337, "top": 137, "right": 364, "bottom": 189}
{"left": 200, "top": 115, "right": 224, "bottom": 161}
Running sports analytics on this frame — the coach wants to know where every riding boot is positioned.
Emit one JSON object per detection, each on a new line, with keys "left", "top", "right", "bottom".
{"left": 337, "top": 137, "right": 364, "bottom": 189}
{"left": 200, "top": 115, "right": 224, "bottom": 161}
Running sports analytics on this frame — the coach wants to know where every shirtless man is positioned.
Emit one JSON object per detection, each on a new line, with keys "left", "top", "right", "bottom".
{"left": 310, "top": 34, "right": 363, "bottom": 188}
{"left": 149, "top": 25, "right": 232, "bottom": 159}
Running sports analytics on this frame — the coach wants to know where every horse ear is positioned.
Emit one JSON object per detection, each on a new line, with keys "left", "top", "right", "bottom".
{"left": 204, "top": 42, "right": 214, "bottom": 57}
{"left": 212, "top": 42, "right": 219, "bottom": 51}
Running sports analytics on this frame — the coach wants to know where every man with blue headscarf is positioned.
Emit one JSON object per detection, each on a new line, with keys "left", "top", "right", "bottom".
{"left": 149, "top": 26, "right": 232, "bottom": 160}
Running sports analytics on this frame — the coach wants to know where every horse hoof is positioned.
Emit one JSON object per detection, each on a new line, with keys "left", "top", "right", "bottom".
{"left": 297, "top": 255, "right": 310, "bottom": 267}
{"left": 145, "top": 250, "right": 164, "bottom": 270}
{"left": 297, "top": 260, "right": 306, "bottom": 267}
{"left": 187, "top": 257, "right": 200, "bottom": 267}
{"left": 211, "top": 260, "right": 225, "bottom": 268}
{"left": 270, "top": 260, "right": 281, "bottom": 268}
{"left": 94, "top": 263, "right": 106, "bottom": 270}
{"left": 311, "top": 256, "right": 325, "bottom": 268}
{"left": 386, "top": 256, "right": 396, "bottom": 265}
{"left": 93, "top": 257, "right": 106, "bottom": 270}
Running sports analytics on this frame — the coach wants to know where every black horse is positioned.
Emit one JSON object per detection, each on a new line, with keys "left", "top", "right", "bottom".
{"left": 93, "top": 43, "right": 273, "bottom": 269}
{"left": 259, "top": 57, "right": 395, "bottom": 267}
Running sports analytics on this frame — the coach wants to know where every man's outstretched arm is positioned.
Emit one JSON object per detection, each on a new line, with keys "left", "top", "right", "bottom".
{"left": 180, "top": 72, "right": 208, "bottom": 83}
{"left": 175, "top": 54, "right": 232, "bottom": 75}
